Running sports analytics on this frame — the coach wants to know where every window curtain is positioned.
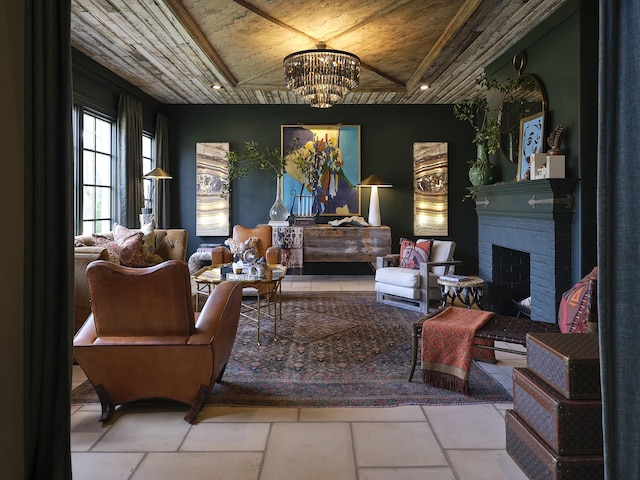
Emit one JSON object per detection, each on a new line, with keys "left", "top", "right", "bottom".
{"left": 598, "top": 1, "right": 640, "bottom": 478}
{"left": 154, "top": 113, "right": 171, "bottom": 228}
{"left": 24, "top": 0, "right": 73, "bottom": 478}
{"left": 116, "top": 93, "right": 143, "bottom": 227}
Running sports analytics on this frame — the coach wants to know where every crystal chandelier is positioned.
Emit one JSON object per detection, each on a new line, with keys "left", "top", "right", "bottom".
{"left": 283, "top": 43, "right": 361, "bottom": 108}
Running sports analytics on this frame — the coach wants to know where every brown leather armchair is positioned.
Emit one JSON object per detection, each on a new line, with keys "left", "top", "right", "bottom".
{"left": 73, "top": 260, "right": 243, "bottom": 423}
{"left": 210, "top": 224, "right": 280, "bottom": 265}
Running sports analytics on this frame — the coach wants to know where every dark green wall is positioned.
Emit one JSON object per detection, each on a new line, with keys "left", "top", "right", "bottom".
{"left": 165, "top": 103, "right": 481, "bottom": 273}
{"left": 486, "top": 0, "right": 598, "bottom": 279}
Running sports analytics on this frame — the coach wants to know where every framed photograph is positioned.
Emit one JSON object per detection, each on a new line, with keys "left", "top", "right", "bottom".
{"left": 195, "top": 142, "right": 230, "bottom": 236}
{"left": 413, "top": 142, "right": 448, "bottom": 236}
{"left": 281, "top": 125, "right": 360, "bottom": 216}
{"left": 517, "top": 112, "right": 545, "bottom": 181}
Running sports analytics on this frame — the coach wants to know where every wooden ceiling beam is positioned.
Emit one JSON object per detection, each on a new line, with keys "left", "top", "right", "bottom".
{"left": 164, "top": 0, "right": 238, "bottom": 87}
{"left": 406, "top": 0, "right": 485, "bottom": 91}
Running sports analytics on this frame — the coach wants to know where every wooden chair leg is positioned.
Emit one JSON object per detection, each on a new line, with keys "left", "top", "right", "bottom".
{"left": 184, "top": 384, "right": 209, "bottom": 424}
{"left": 216, "top": 363, "right": 227, "bottom": 383}
{"left": 94, "top": 384, "right": 115, "bottom": 423}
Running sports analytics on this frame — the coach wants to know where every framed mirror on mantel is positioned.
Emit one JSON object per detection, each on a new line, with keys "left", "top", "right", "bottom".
{"left": 499, "top": 52, "right": 548, "bottom": 163}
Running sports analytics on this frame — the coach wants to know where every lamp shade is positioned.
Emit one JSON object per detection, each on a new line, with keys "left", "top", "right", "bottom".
{"left": 357, "top": 174, "right": 392, "bottom": 187}
{"left": 143, "top": 167, "right": 173, "bottom": 179}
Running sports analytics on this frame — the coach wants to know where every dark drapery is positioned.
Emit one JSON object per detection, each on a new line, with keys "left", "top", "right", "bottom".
{"left": 598, "top": 1, "right": 640, "bottom": 478}
{"left": 117, "top": 93, "right": 143, "bottom": 226}
{"left": 154, "top": 113, "right": 171, "bottom": 228}
{"left": 24, "top": 0, "right": 73, "bottom": 478}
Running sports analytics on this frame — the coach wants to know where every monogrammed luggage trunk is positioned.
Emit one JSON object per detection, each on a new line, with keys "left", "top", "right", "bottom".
{"left": 506, "top": 410, "right": 604, "bottom": 480}
{"left": 526, "top": 333, "right": 600, "bottom": 400}
{"left": 512, "top": 367, "right": 603, "bottom": 455}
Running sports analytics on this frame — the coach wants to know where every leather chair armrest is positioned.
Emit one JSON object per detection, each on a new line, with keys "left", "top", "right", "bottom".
{"left": 189, "top": 282, "right": 243, "bottom": 345}
{"left": 264, "top": 246, "right": 280, "bottom": 265}
{"left": 210, "top": 246, "right": 232, "bottom": 266}
{"left": 73, "top": 314, "right": 98, "bottom": 346}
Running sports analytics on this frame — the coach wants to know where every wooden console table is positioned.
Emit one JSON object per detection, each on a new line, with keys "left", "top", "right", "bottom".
{"left": 302, "top": 225, "right": 391, "bottom": 263}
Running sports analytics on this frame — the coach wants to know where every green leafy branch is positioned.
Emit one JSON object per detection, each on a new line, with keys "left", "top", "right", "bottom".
{"left": 223, "top": 141, "right": 286, "bottom": 198}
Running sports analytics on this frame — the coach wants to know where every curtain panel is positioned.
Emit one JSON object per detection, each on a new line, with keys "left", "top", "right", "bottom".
{"left": 24, "top": 0, "right": 73, "bottom": 478}
{"left": 116, "top": 93, "right": 144, "bottom": 227}
{"left": 598, "top": 1, "right": 640, "bottom": 478}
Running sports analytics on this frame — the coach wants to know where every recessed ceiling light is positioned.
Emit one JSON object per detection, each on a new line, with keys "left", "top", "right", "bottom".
{"left": 212, "top": 85, "right": 222, "bottom": 90}
{"left": 420, "top": 84, "right": 430, "bottom": 90}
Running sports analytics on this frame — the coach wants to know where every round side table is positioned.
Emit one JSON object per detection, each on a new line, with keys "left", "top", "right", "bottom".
{"left": 437, "top": 275, "right": 484, "bottom": 309}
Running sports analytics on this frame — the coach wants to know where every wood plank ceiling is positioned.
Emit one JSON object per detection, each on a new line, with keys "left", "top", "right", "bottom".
{"left": 71, "top": 0, "right": 568, "bottom": 106}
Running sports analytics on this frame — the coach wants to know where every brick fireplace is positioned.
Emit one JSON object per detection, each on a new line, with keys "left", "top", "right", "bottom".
{"left": 475, "top": 179, "right": 578, "bottom": 323}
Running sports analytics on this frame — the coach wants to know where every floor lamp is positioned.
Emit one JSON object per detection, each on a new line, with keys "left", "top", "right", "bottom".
{"left": 143, "top": 167, "right": 172, "bottom": 228}
{"left": 358, "top": 174, "right": 392, "bottom": 226}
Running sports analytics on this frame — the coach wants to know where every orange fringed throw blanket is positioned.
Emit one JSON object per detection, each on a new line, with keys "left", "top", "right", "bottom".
{"left": 421, "top": 307, "right": 496, "bottom": 394}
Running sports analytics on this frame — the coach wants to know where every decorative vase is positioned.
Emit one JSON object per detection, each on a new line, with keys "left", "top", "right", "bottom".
{"left": 269, "top": 175, "right": 289, "bottom": 222}
{"left": 468, "top": 143, "right": 496, "bottom": 187}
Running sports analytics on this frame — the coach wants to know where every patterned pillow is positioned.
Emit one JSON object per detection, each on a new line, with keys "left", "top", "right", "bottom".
{"left": 399, "top": 238, "right": 433, "bottom": 269}
{"left": 92, "top": 233, "right": 121, "bottom": 264}
{"left": 91, "top": 225, "right": 144, "bottom": 267}
{"left": 558, "top": 267, "right": 598, "bottom": 333}
{"left": 226, "top": 236, "right": 259, "bottom": 254}
{"left": 139, "top": 222, "right": 157, "bottom": 259}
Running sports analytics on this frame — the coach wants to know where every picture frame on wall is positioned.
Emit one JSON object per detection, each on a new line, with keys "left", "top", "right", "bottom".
{"left": 413, "top": 142, "right": 448, "bottom": 236}
{"left": 281, "top": 124, "right": 361, "bottom": 216}
{"left": 195, "top": 142, "right": 230, "bottom": 236}
{"left": 517, "top": 112, "right": 545, "bottom": 181}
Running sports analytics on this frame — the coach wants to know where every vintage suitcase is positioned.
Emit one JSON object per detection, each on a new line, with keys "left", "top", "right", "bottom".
{"left": 513, "top": 367, "right": 603, "bottom": 455}
{"left": 526, "top": 333, "right": 600, "bottom": 400}
{"left": 506, "top": 409, "right": 604, "bottom": 480}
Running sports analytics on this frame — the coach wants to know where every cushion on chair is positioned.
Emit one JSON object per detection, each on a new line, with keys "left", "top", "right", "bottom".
{"left": 375, "top": 266, "right": 421, "bottom": 287}
{"left": 399, "top": 238, "right": 433, "bottom": 269}
{"left": 429, "top": 241, "right": 456, "bottom": 276}
{"left": 558, "top": 267, "right": 598, "bottom": 333}
{"left": 375, "top": 282, "right": 421, "bottom": 300}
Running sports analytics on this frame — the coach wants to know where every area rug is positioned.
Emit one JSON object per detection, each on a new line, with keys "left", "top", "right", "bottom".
{"left": 72, "top": 292, "right": 512, "bottom": 407}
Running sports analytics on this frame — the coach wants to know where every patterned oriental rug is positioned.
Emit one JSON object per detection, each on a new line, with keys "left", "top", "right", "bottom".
{"left": 72, "top": 293, "right": 512, "bottom": 408}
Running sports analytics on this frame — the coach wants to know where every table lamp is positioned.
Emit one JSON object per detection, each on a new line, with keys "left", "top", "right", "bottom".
{"left": 358, "top": 174, "right": 392, "bottom": 226}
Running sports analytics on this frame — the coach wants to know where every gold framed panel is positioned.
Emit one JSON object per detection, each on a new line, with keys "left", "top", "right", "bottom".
{"left": 413, "top": 142, "right": 448, "bottom": 236}
{"left": 196, "top": 142, "right": 230, "bottom": 236}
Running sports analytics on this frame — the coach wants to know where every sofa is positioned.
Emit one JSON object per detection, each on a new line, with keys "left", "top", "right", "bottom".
{"left": 73, "top": 227, "right": 188, "bottom": 333}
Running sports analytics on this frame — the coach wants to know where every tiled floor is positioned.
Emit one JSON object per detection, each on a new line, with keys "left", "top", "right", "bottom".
{"left": 71, "top": 275, "right": 527, "bottom": 480}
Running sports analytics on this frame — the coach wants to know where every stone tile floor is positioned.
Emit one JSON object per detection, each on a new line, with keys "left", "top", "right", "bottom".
{"left": 71, "top": 275, "right": 527, "bottom": 480}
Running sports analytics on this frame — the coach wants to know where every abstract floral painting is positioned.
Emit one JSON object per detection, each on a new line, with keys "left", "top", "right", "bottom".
{"left": 281, "top": 125, "right": 360, "bottom": 217}
{"left": 196, "top": 142, "right": 229, "bottom": 236}
{"left": 414, "top": 142, "right": 448, "bottom": 236}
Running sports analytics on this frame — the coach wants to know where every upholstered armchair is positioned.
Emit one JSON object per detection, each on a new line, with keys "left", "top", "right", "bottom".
{"left": 73, "top": 260, "right": 243, "bottom": 423}
{"left": 375, "top": 240, "right": 460, "bottom": 313}
{"left": 210, "top": 224, "right": 280, "bottom": 265}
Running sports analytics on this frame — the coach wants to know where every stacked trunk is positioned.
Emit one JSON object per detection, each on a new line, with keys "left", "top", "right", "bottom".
{"left": 506, "top": 333, "right": 604, "bottom": 480}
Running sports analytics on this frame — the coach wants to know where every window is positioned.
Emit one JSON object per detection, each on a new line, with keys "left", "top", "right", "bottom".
{"left": 78, "top": 110, "right": 115, "bottom": 234}
{"left": 142, "top": 133, "right": 153, "bottom": 211}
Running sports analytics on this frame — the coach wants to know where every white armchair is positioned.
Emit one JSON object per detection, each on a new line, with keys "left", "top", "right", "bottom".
{"left": 375, "top": 240, "right": 460, "bottom": 313}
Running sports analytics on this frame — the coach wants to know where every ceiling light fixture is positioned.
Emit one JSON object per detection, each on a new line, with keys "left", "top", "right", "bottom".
{"left": 283, "top": 43, "right": 360, "bottom": 108}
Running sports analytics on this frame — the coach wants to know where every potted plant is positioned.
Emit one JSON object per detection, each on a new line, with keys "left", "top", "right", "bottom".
{"left": 453, "top": 75, "right": 517, "bottom": 188}
{"left": 224, "top": 141, "right": 289, "bottom": 221}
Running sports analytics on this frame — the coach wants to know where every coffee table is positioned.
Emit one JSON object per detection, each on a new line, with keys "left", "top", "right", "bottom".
{"left": 193, "top": 265, "right": 287, "bottom": 345}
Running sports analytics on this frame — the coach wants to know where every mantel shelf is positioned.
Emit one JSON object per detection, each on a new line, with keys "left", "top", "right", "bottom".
{"left": 473, "top": 179, "right": 579, "bottom": 220}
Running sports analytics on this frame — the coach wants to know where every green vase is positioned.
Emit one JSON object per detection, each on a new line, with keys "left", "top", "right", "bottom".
{"left": 468, "top": 143, "right": 496, "bottom": 186}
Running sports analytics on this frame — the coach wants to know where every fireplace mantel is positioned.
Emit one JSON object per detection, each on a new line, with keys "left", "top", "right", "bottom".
{"left": 475, "top": 178, "right": 578, "bottom": 322}
{"left": 474, "top": 179, "right": 579, "bottom": 220}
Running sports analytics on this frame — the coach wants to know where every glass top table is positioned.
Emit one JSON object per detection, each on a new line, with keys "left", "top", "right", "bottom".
{"left": 193, "top": 265, "right": 287, "bottom": 345}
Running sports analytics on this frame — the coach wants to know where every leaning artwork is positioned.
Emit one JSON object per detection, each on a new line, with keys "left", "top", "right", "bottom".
{"left": 195, "top": 142, "right": 230, "bottom": 236}
{"left": 281, "top": 125, "right": 361, "bottom": 216}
